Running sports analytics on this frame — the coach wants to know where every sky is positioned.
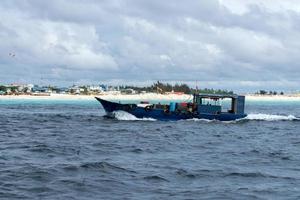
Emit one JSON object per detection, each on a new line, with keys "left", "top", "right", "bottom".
{"left": 0, "top": 0, "right": 300, "bottom": 92}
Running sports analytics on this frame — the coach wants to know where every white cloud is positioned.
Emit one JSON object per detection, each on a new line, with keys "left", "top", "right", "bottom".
{"left": 0, "top": 6, "right": 117, "bottom": 72}
{"left": 219, "top": 0, "right": 300, "bottom": 14}
{"left": 1, "top": 0, "right": 300, "bottom": 91}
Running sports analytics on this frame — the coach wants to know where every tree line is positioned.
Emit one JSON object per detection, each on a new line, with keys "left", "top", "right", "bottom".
{"left": 120, "top": 81, "right": 234, "bottom": 95}
{"left": 255, "top": 90, "right": 284, "bottom": 95}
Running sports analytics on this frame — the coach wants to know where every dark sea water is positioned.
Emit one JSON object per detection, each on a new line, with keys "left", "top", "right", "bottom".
{"left": 1, "top": 99, "right": 300, "bottom": 200}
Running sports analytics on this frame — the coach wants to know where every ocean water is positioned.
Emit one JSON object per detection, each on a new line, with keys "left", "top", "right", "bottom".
{"left": 0, "top": 99, "right": 300, "bottom": 200}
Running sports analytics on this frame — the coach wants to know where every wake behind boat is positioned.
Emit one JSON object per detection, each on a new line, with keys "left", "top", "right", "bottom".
{"left": 95, "top": 93, "right": 247, "bottom": 121}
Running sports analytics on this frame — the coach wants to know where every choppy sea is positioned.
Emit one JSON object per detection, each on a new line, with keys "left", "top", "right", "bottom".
{"left": 0, "top": 99, "right": 300, "bottom": 200}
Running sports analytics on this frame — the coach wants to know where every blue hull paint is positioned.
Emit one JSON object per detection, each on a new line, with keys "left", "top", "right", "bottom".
{"left": 95, "top": 97, "right": 247, "bottom": 121}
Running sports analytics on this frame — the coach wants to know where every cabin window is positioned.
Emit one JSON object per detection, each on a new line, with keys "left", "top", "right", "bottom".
{"left": 195, "top": 96, "right": 235, "bottom": 113}
{"left": 194, "top": 95, "right": 242, "bottom": 114}
{"left": 199, "top": 98, "right": 220, "bottom": 106}
{"left": 220, "top": 98, "right": 232, "bottom": 112}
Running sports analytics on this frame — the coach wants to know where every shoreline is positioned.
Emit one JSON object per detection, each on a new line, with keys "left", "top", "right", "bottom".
{"left": 245, "top": 95, "right": 300, "bottom": 101}
{"left": 0, "top": 93, "right": 300, "bottom": 101}
{"left": 0, "top": 93, "right": 193, "bottom": 102}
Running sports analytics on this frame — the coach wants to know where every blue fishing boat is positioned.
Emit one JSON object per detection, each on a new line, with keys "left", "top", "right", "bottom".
{"left": 95, "top": 93, "right": 247, "bottom": 121}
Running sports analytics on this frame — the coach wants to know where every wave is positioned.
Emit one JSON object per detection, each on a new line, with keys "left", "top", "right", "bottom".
{"left": 110, "top": 111, "right": 299, "bottom": 122}
{"left": 112, "top": 111, "right": 156, "bottom": 121}
{"left": 224, "top": 172, "right": 295, "bottom": 180}
{"left": 80, "top": 161, "right": 136, "bottom": 173}
{"left": 244, "top": 113, "right": 300, "bottom": 121}
{"left": 185, "top": 118, "right": 214, "bottom": 122}
{"left": 143, "top": 175, "right": 169, "bottom": 182}
{"left": 187, "top": 114, "right": 300, "bottom": 122}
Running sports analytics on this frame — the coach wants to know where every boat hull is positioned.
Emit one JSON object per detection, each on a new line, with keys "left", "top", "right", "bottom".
{"left": 95, "top": 97, "right": 247, "bottom": 121}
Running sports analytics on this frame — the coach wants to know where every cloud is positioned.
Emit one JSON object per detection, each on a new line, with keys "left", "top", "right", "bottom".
{"left": 0, "top": 4, "right": 117, "bottom": 77}
{"left": 0, "top": 0, "right": 300, "bottom": 91}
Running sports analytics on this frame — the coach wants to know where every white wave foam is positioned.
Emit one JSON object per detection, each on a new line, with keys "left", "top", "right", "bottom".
{"left": 112, "top": 111, "right": 156, "bottom": 121}
{"left": 184, "top": 114, "right": 299, "bottom": 122}
{"left": 112, "top": 111, "right": 298, "bottom": 122}
{"left": 185, "top": 118, "right": 215, "bottom": 122}
{"left": 245, "top": 113, "right": 299, "bottom": 121}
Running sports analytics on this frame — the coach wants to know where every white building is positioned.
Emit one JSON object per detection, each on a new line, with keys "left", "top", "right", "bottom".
{"left": 88, "top": 85, "right": 103, "bottom": 93}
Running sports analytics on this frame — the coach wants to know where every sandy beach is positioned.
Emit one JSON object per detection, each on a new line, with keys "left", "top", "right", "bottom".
{"left": 245, "top": 95, "right": 300, "bottom": 101}
{"left": 1, "top": 93, "right": 300, "bottom": 101}
{"left": 0, "top": 93, "right": 193, "bottom": 102}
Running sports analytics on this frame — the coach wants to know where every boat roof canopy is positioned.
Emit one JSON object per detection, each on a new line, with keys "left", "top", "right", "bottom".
{"left": 194, "top": 93, "right": 242, "bottom": 99}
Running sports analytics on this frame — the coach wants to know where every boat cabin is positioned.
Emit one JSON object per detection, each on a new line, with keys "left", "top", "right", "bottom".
{"left": 193, "top": 94, "right": 245, "bottom": 115}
